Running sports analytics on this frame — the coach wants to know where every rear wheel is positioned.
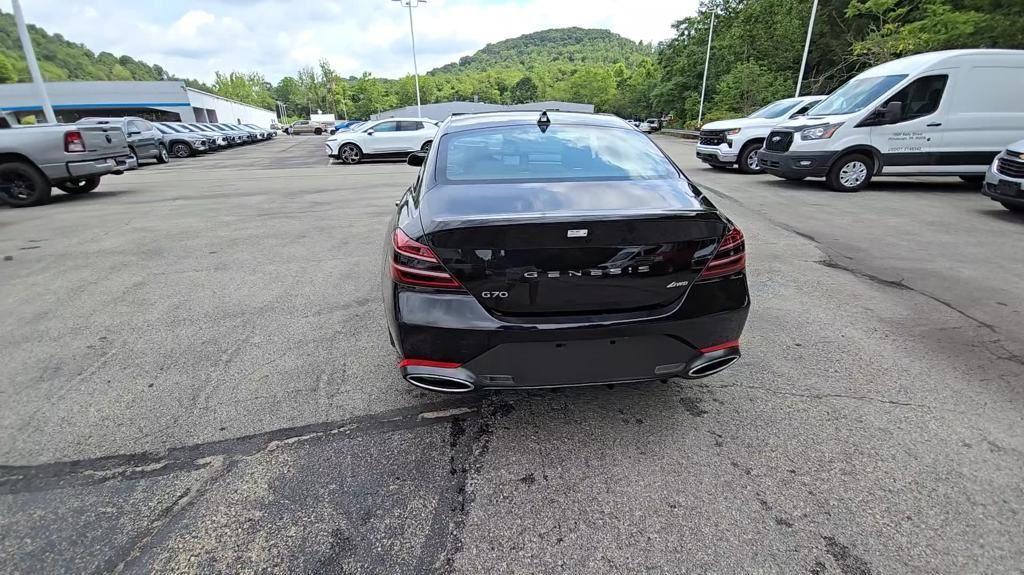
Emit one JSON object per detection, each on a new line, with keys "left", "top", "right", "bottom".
{"left": 171, "top": 142, "right": 193, "bottom": 158}
{"left": 1001, "top": 202, "right": 1024, "bottom": 213}
{"left": 155, "top": 145, "right": 169, "bottom": 164}
{"left": 421, "top": 140, "right": 432, "bottom": 152}
{"left": 314, "top": 127, "right": 323, "bottom": 135}
{"left": 826, "top": 153, "right": 873, "bottom": 192}
{"left": 57, "top": 176, "right": 100, "bottom": 194}
{"left": 737, "top": 142, "right": 764, "bottom": 174}
{"left": 340, "top": 144, "right": 362, "bottom": 164}
{"left": 0, "top": 161, "right": 51, "bottom": 207}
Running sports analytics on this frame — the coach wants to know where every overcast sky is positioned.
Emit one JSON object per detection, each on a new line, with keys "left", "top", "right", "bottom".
{"left": 10, "top": 0, "right": 698, "bottom": 83}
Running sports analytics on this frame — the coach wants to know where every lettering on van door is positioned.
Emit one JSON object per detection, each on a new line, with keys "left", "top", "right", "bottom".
{"left": 885, "top": 130, "right": 928, "bottom": 153}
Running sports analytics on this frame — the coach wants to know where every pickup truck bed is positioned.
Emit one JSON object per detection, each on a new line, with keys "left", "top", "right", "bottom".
{"left": 1, "top": 122, "right": 133, "bottom": 207}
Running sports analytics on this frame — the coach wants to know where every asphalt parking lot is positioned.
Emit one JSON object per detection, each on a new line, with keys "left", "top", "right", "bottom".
{"left": 1, "top": 134, "right": 1022, "bottom": 574}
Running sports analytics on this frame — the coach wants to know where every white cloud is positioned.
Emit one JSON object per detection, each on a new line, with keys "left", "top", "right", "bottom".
{"left": 12, "top": 0, "right": 698, "bottom": 82}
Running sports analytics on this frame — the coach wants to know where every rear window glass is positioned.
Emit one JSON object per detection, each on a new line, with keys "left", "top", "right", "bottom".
{"left": 438, "top": 125, "right": 677, "bottom": 183}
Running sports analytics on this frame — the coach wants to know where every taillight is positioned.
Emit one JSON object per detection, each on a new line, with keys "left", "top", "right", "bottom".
{"left": 64, "top": 131, "right": 86, "bottom": 153}
{"left": 391, "top": 229, "right": 463, "bottom": 289}
{"left": 698, "top": 226, "right": 746, "bottom": 280}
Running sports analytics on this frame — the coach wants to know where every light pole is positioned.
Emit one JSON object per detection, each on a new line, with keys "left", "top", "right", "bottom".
{"left": 697, "top": 10, "right": 716, "bottom": 127}
{"left": 393, "top": 0, "right": 424, "bottom": 118}
{"left": 795, "top": 0, "right": 819, "bottom": 97}
{"left": 12, "top": 0, "right": 55, "bottom": 123}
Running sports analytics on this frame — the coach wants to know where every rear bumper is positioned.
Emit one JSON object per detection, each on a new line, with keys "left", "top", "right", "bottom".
{"left": 758, "top": 150, "right": 838, "bottom": 178}
{"left": 389, "top": 275, "right": 750, "bottom": 389}
{"left": 65, "top": 156, "right": 120, "bottom": 179}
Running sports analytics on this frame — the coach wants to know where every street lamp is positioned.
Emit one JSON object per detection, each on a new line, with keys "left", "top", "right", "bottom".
{"left": 697, "top": 10, "right": 716, "bottom": 127}
{"left": 12, "top": 0, "right": 55, "bottom": 123}
{"left": 795, "top": 0, "right": 819, "bottom": 97}
{"left": 393, "top": 0, "right": 425, "bottom": 118}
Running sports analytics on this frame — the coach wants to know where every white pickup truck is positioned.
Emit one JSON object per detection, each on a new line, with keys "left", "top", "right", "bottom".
{"left": 696, "top": 96, "right": 826, "bottom": 174}
{"left": 0, "top": 114, "right": 135, "bottom": 207}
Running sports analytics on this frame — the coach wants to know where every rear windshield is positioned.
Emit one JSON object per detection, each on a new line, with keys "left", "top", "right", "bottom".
{"left": 438, "top": 124, "right": 677, "bottom": 183}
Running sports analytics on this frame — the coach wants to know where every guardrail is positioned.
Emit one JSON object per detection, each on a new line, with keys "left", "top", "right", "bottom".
{"left": 658, "top": 129, "right": 700, "bottom": 139}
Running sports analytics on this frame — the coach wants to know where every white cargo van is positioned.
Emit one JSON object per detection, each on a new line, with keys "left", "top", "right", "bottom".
{"left": 697, "top": 95, "right": 826, "bottom": 173}
{"left": 757, "top": 49, "right": 1024, "bottom": 191}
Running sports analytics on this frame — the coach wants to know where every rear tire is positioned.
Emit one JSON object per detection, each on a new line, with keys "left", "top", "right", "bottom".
{"left": 314, "top": 128, "right": 323, "bottom": 135}
{"left": 57, "top": 176, "right": 100, "bottom": 194}
{"left": 0, "top": 161, "right": 51, "bottom": 207}
{"left": 155, "top": 145, "right": 169, "bottom": 164}
{"left": 737, "top": 142, "right": 765, "bottom": 174}
{"left": 826, "top": 153, "right": 873, "bottom": 192}
{"left": 339, "top": 143, "right": 362, "bottom": 164}
{"left": 171, "top": 142, "right": 193, "bottom": 158}
{"left": 1001, "top": 202, "right": 1024, "bottom": 213}
{"left": 421, "top": 140, "right": 432, "bottom": 152}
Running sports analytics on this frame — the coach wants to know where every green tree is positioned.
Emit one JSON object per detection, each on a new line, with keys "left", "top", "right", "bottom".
{"left": 0, "top": 52, "right": 15, "bottom": 83}
{"left": 350, "top": 72, "right": 397, "bottom": 118}
{"left": 211, "top": 71, "right": 276, "bottom": 111}
{"left": 509, "top": 76, "right": 539, "bottom": 103}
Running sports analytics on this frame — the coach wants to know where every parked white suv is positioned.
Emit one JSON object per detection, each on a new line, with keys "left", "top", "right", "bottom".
{"left": 697, "top": 96, "right": 825, "bottom": 173}
{"left": 325, "top": 118, "right": 438, "bottom": 164}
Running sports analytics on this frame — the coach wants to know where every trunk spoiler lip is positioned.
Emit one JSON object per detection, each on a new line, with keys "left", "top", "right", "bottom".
{"left": 422, "top": 208, "right": 721, "bottom": 234}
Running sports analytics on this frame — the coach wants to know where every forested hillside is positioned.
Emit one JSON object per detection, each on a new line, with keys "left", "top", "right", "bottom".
{"left": 271, "top": 28, "right": 660, "bottom": 121}
{"left": 0, "top": 9, "right": 179, "bottom": 85}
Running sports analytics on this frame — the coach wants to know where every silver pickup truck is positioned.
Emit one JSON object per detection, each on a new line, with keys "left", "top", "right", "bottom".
{"left": 0, "top": 115, "right": 135, "bottom": 207}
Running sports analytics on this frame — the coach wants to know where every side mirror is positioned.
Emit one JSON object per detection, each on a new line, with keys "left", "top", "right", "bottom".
{"left": 367, "top": 129, "right": 375, "bottom": 136}
{"left": 407, "top": 151, "right": 427, "bottom": 167}
{"left": 879, "top": 101, "right": 902, "bottom": 123}
{"left": 127, "top": 130, "right": 141, "bottom": 136}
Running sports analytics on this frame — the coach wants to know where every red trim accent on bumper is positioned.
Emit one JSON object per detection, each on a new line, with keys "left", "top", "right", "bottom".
{"left": 699, "top": 340, "right": 740, "bottom": 353}
{"left": 398, "top": 358, "right": 462, "bottom": 369}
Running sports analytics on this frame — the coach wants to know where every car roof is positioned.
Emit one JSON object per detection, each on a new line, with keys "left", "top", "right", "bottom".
{"left": 442, "top": 110, "right": 631, "bottom": 134}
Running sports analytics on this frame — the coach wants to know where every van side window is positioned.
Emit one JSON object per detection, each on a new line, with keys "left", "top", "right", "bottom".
{"left": 885, "top": 75, "right": 948, "bottom": 122}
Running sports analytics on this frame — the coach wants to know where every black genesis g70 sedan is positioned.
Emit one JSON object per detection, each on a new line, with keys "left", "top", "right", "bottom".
{"left": 384, "top": 111, "right": 750, "bottom": 392}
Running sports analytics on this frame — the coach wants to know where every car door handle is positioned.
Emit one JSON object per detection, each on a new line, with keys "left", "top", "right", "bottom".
{"left": 926, "top": 122, "right": 942, "bottom": 127}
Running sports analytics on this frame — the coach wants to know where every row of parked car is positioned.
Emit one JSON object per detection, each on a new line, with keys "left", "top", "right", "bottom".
{"left": 692, "top": 49, "right": 1024, "bottom": 214}
{"left": 76, "top": 117, "right": 275, "bottom": 164}
{"left": 0, "top": 114, "right": 276, "bottom": 207}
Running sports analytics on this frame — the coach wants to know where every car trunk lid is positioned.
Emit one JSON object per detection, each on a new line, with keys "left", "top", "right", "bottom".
{"left": 75, "top": 124, "right": 129, "bottom": 155}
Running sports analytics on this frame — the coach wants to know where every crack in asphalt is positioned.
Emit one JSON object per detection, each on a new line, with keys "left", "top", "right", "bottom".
{"left": 414, "top": 399, "right": 512, "bottom": 574}
{"left": 0, "top": 397, "right": 485, "bottom": 495}
{"left": 697, "top": 179, "right": 1024, "bottom": 370}
{"left": 709, "top": 382, "right": 946, "bottom": 411}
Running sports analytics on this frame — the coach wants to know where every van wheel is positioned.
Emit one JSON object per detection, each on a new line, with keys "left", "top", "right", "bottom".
{"left": 314, "top": 127, "right": 323, "bottom": 135}
{"left": 827, "top": 153, "right": 873, "bottom": 192}
{"left": 57, "top": 176, "right": 100, "bottom": 194}
{"left": 0, "top": 161, "right": 52, "bottom": 207}
{"left": 155, "top": 145, "right": 169, "bottom": 164}
{"left": 737, "top": 142, "right": 764, "bottom": 174}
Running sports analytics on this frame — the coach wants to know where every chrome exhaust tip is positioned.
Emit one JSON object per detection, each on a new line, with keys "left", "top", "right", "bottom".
{"left": 685, "top": 354, "right": 740, "bottom": 379}
{"left": 405, "top": 374, "right": 476, "bottom": 393}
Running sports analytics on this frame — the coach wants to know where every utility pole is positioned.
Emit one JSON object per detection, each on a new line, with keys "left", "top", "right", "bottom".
{"left": 795, "top": 0, "right": 819, "bottom": 97}
{"left": 12, "top": 0, "right": 56, "bottom": 123}
{"left": 393, "top": 0, "right": 424, "bottom": 118}
{"left": 697, "top": 10, "right": 716, "bottom": 127}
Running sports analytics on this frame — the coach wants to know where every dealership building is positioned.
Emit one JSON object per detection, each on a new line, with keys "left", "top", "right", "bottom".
{"left": 0, "top": 80, "right": 278, "bottom": 127}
